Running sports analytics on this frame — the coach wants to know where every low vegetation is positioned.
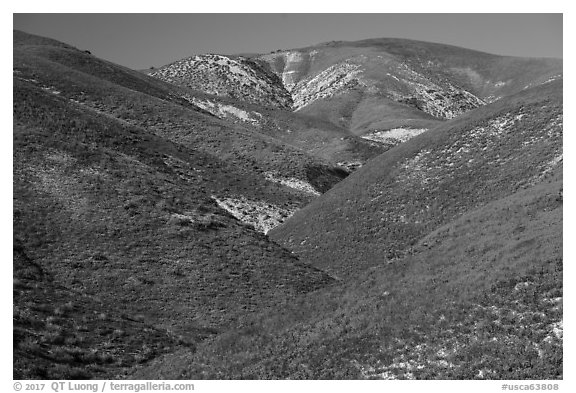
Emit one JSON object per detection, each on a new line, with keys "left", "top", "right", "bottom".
{"left": 271, "top": 80, "right": 563, "bottom": 276}
{"left": 136, "top": 178, "right": 561, "bottom": 379}
{"left": 13, "top": 45, "right": 335, "bottom": 378}
{"left": 13, "top": 30, "right": 562, "bottom": 380}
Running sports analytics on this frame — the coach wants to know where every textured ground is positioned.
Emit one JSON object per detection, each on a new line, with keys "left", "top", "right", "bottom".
{"left": 13, "top": 30, "right": 563, "bottom": 380}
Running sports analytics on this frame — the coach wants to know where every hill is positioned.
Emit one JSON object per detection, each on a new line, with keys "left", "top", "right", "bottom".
{"left": 256, "top": 38, "right": 561, "bottom": 135}
{"left": 13, "top": 30, "right": 562, "bottom": 380}
{"left": 128, "top": 68, "right": 563, "bottom": 381}
{"left": 132, "top": 168, "right": 562, "bottom": 379}
{"left": 148, "top": 54, "right": 293, "bottom": 109}
{"left": 270, "top": 80, "right": 562, "bottom": 277}
{"left": 144, "top": 55, "right": 387, "bottom": 172}
{"left": 14, "top": 30, "right": 353, "bottom": 232}
{"left": 164, "top": 89, "right": 386, "bottom": 172}
{"left": 148, "top": 37, "right": 560, "bottom": 161}
{"left": 13, "top": 31, "right": 336, "bottom": 379}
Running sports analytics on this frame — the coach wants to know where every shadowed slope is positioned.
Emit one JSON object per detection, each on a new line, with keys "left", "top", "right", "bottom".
{"left": 13, "top": 56, "right": 335, "bottom": 379}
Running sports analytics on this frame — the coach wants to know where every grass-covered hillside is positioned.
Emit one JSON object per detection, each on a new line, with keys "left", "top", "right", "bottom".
{"left": 13, "top": 34, "right": 336, "bottom": 379}
{"left": 14, "top": 30, "right": 351, "bottom": 232}
{"left": 132, "top": 174, "right": 562, "bottom": 379}
{"left": 161, "top": 89, "right": 387, "bottom": 172}
{"left": 146, "top": 37, "right": 560, "bottom": 173}
{"left": 13, "top": 30, "right": 562, "bottom": 380}
{"left": 271, "top": 80, "right": 562, "bottom": 277}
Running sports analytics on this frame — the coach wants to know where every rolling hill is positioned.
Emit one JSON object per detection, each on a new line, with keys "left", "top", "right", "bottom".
{"left": 124, "top": 66, "right": 563, "bottom": 380}
{"left": 148, "top": 37, "right": 560, "bottom": 173}
{"left": 257, "top": 38, "right": 561, "bottom": 133}
{"left": 270, "top": 80, "right": 562, "bottom": 277}
{"left": 13, "top": 30, "right": 562, "bottom": 380}
{"left": 13, "top": 31, "right": 336, "bottom": 379}
{"left": 14, "top": 30, "right": 354, "bottom": 233}
{"left": 144, "top": 56, "right": 388, "bottom": 172}
{"left": 143, "top": 173, "right": 561, "bottom": 379}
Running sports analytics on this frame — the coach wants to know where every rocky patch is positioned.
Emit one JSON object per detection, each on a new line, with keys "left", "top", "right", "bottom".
{"left": 396, "top": 110, "right": 562, "bottom": 191}
{"left": 186, "top": 96, "right": 262, "bottom": 124}
{"left": 392, "top": 63, "right": 486, "bottom": 119}
{"left": 292, "top": 61, "right": 364, "bottom": 110}
{"left": 264, "top": 171, "right": 321, "bottom": 196}
{"left": 212, "top": 195, "right": 296, "bottom": 234}
{"left": 362, "top": 128, "right": 428, "bottom": 147}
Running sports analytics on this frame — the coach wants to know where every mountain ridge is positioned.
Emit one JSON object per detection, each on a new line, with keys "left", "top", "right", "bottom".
{"left": 147, "top": 36, "right": 561, "bottom": 141}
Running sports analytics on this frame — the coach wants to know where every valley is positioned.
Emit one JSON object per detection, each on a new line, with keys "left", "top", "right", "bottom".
{"left": 13, "top": 30, "right": 562, "bottom": 380}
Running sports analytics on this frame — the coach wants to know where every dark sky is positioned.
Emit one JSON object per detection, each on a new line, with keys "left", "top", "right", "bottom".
{"left": 13, "top": 14, "right": 562, "bottom": 70}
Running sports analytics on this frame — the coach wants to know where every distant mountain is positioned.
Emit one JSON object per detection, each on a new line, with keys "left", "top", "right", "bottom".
{"left": 148, "top": 37, "right": 560, "bottom": 156}
{"left": 257, "top": 38, "right": 561, "bottom": 130}
{"left": 145, "top": 55, "right": 388, "bottom": 172}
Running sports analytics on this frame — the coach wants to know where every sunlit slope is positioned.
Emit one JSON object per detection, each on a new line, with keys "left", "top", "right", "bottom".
{"left": 270, "top": 80, "right": 562, "bottom": 276}
{"left": 257, "top": 38, "right": 561, "bottom": 134}
{"left": 133, "top": 174, "right": 562, "bottom": 379}
{"left": 14, "top": 30, "right": 350, "bottom": 231}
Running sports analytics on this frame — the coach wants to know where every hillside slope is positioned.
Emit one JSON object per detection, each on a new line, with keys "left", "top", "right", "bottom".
{"left": 146, "top": 38, "right": 559, "bottom": 173}
{"left": 270, "top": 80, "right": 562, "bottom": 277}
{"left": 13, "top": 33, "right": 336, "bottom": 379}
{"left": 13, "top": 30, "right": 563, "bottom": 381}
{"left": 14, "top": 239, "right": 193, "bottom": 380}
{"left": 148, "top": 54, "right": 293, "bottom": 109}
{"left": 169, "top": 90, "right": 386, "bottom": 172}
{"left": 256, "top": 38, "right": 561, "bottom": 134}
{"left": 14, "top": 30, "right": 349, "bottom": 232}
{"left": 132, "top": 173, "right": 562, "bottom": 379}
